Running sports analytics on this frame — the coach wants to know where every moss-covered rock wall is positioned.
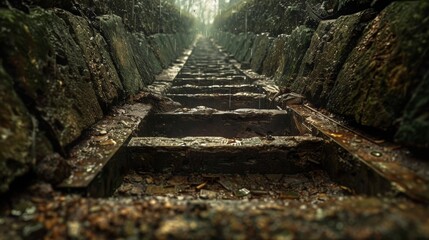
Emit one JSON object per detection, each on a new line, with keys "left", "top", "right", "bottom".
{"left": 212, "top": 0, "right": 429, "bottom": 152}
{"left": 0, "top": 1, "right": 194, "bottom": 193}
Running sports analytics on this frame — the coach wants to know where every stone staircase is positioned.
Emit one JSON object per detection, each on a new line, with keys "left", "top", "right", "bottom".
{"left": 126, "top": 38, "right": 327, "bottom": 178}
{"left": 109, "top": 38, "right": 429, "bottom": 238}
{"left": 3, "top": 37, "right": 428, "bottom": 239}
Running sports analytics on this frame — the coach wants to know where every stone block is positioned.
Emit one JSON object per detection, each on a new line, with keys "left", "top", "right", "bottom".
{"left": 236, "top": 32, "right": 255, "bottom": 62}
{"left": 133, "top": 33, "right": 163, "bottom": 75}
{"left": 149, "top": 34, "right": 176, "bottom": 68}
{"left": 0, "top": 9, "right": 103, "bottom": 148}
{"left": 57, "top": 10, "right": 124, "bottom": 111}
{"left": 294, "top": 11, "right": 374, "bottom": 106}
{"left": 327, "top": 2, "right": 429, "bottom": 130}
{"left": 98, "top": 15, "right": 144, "bottom": 94}
{"left": 250, "top": 33, "right": 273, "bottom": 74}
{"left": 262, "top": 34, "right": 289, "bottom": 77}
{"left": 274, "top": 26, "right": 314, "bottom": 86}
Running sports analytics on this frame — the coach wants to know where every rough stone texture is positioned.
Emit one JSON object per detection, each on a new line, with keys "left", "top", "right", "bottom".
{"left": 32, "top": 9, "right": 104, "bottom": 146}
{"left": 236, "top": 33, "right": 255, "bottom": 62}
{"left": 250, "top": 34, "right": 273, "bottom": 74}
{"left": 149, "top": 34, "right": 177, "bottom": 68}
{"left": 0, "top": 9, "right": 103, "bottom": 149}
{"left": 129, "top": 136, "right": 324, "bottom": 174}
{"left": 262, "top": 34, "right": 289, "bottom": 77}
{"left": 133, "top": 33, "right": 163, "bottom": 75}
{"left": 149, "top": 35, "right": 167, "bottom": 68}
{"left": 327, "top": 2, "right": 429, "bottom": 131}
{"left": 57, "top": 10, "right": 124, "bottom": 112}
{"left": 98, "top": 15, "right": 144, "bottom": 95}
{"left": 294, "top": 11, "right": 374, "bottom": 106}
{"left": 0, "top": 2, "right": 193, "bottom": 193}
{"left": 0, "top": 63, "right": 33, "bottom": 193}
{"left": 274, "top": 26, "right": 314, "bottom": 87}
{"left": 228, "top": 33, "right": 246, "bottom": 58}
{"left": 395, "top": 72, "right": 429, "bottom": 149}
{"left": 129, "top": 33, "right": 155, "bottom": 86}
{"left": 213, "top": 31, "right": 255, "bottom": 67}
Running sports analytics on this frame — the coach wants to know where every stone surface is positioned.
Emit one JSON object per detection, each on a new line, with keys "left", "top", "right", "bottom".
{"left": 98, "top": 14, "right": 144, "bottom": 95}
{"left": 169, "top": 84, "right": 257, "bottom": 94}
{"left": 129, "top": 136, "right": 325, "bottom": 174}
{"left": 327, "top": 2, "right": 429, "bottom": 131}
{"left": 395, "top": 72, "right": 429, "bottom": 149}
{"left": 262, "top": 34, "right": 289, "bottom": 77}
{"left": 236, "top": 33, "right": 255, "bottom": 62}
{"left": 226, "top": 33, "right": 243, "bottom": 57}
{"left": 57, "top": 10, "right": 124, "bottom": 111}
{"left": 0, "top": 9, "right": 103, "bottom": 148}
{"left": 166, "top": 93, "right": 270, "bottom": 110}
{"left": 226, "top": 33, "right": 252, "bottom": 61}
{"left": 133, "top": 33, "right": 163, "bottom": 75}
{"left": 294, "top": 11, "right": 374, "bottom": 106}
{"left": 32, "top": 9, "right": 104, "bottom": 147}
{"left": 0, "top": 2, "right": 193, "bottom": 194}
{"left": 140, "top": 109, "right": 290, "bottom": 138}
{"left": 250, "top": 33, "right": 273, "bottom": 74}
{"left": 274, "top": 26, "right": 314, "bottom": 86}
{"left": 217, "top": 32, "right": 232, "bottom": 51}
{"left": 0, "top": 63, "right": 33, "bottom": 193}
{"left": 128, "top": 33, "right": 155, "bottom": 86}
{"left": 149, "top": 34, "right": 176, "bottom": 68}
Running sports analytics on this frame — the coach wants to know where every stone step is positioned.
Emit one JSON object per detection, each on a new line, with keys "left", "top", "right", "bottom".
{"left": 172, "top": 76, "right": 251, "bottom": 86}
{"left": 166, "top": 93, "right": 272, "bottom": 110}
{"left": 186, "top": 60, "right": 226, "bottom": 64}
{"left": 175, "top": 72, "right": 241, "bottom": 78}
{"left": 128, "top": 136, "right": 325, "bottom": 174}
{"left": 57, "top": 103, "right": 153, "bottom": 197}
{"left": 181, "top": 66, "right": 234, "bottom": 71}
{"left": 139, "top": 109, "right": 292, "bottom": 138}
{"left": 169, "top": 84, "right": 261, "bottom": 94}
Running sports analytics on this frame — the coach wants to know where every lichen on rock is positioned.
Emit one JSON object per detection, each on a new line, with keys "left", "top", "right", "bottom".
{"left": 327, "top": 2, "right": 429, "bottom": 132}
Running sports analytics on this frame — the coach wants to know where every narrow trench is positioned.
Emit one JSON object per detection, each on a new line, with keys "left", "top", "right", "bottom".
{"left": 3, "top": 1, "right": 429, "bottom": 238}
{"left": 3, "top": 36, "right": 428, "bottom": 240}
{"left": 115, "top": 38, "right": 351, "bottom": 202}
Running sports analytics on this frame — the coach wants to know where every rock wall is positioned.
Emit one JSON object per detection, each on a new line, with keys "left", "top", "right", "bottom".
{"left": 0, "top": 1, "right": 194, "bottom": 193}
{"left": 213, "top": 0, "right": 429, "bottom": 151}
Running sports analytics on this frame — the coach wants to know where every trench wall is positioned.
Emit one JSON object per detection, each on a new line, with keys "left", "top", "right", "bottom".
{"left": 212, "top": 0, "right": 429, "bottom": 152}
{"left": 0, "top": 0, "right": 195, "bottom": 192}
